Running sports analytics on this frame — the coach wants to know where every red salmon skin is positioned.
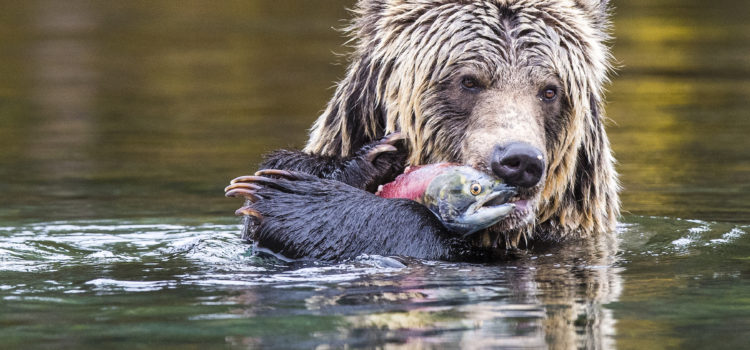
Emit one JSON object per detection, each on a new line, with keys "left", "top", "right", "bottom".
{"left": 376, "top": 163, "right": 457, "bottom": 201}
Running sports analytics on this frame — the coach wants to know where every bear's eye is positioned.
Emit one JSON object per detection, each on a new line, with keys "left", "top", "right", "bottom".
{"left": 470, "top": 183, "right": 482, "bottom": 195}
{"left": 461, "top": 77, "right": 481, "bottom": 91}
{"left": 541, "top": 86, "right": 558, "bottom": 101}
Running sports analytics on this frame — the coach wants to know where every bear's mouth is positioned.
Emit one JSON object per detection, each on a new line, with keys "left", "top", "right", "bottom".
{"left": 507, "top": 198, "right": 530, "bottom": 212}
{"left": 492, "top": 190, "right": 537, "bottom": 231}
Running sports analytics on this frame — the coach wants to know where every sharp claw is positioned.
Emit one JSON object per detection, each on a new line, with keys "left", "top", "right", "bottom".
{"left": 229, "top": 175, "right": 281, "bottom": 186}
{"left": 235, "top": 206, "right": 263, "bottom": 219}
{"left": 382, "top": 131, "right": 405, "bottom": 145}
{"left": 225, "top": 189, "right": 262, "bottom": 202}
{"left": 224, "top": 182, "right": 262, "bottom": 193}
{"left": 366, "top": 144, "right": 398, "bottom": 162}
{"left": 254, "top": 169, "right": 300, "bottom": 179}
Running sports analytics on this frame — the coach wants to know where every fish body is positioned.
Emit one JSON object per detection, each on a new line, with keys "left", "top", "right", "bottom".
{"left": 377, "top": 164, "right": 517, "bottom": 236}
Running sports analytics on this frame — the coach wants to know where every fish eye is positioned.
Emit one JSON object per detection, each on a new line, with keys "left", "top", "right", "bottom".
{"left": 470, "top": 183, "right": 482, "bottom": 195}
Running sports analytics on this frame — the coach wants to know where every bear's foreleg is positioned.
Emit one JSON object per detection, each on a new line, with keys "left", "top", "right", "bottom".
{"left": 260, "top": 133, "right": 406, "bottom": 192}
{"left": 226, "top": 170, "right": 491, "bottom": 261}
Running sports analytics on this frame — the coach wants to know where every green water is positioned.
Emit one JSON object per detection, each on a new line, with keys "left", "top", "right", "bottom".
{"left": 0, "top": 1, "right": 748, "bottom": 349}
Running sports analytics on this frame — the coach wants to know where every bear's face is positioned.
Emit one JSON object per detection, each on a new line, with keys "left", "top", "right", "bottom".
{"left": 393, "top": 3, "right": 595, "bottom": 233}
{"left": 416, "top": 63, "right": 568, "bottom": 232}
{"left": 462, "top": 70, "right": 565, "bottom": 232}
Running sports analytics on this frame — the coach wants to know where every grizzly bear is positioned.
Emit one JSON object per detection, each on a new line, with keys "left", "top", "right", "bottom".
{"left": 226, "top": 0, "right": 620, "bottom": 261}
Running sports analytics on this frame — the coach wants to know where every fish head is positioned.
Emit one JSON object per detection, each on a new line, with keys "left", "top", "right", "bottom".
{"left": 423, "top": 167, "right": 517, "bottom": 236}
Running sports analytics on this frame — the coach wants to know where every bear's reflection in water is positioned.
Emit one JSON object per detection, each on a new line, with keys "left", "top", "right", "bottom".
{"left": 227, "top": 235, "right": 621, "bottom": 349}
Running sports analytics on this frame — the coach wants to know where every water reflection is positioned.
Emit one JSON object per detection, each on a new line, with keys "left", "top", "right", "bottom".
{"left": 1, "top": 217, "right": 748, "bottom": 348}
{"left": 3, "top": 219, "right": 624, "bottom": 348}
{"left": 223, "top": 236, "right": 623, "bottom": 349}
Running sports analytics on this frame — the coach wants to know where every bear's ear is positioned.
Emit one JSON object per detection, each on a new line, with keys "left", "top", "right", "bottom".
{"left": 572, "top": 0, "right": 612, "bottom": 32}
{"left": 574, "top": 0, "right": 610, "bottom": 14}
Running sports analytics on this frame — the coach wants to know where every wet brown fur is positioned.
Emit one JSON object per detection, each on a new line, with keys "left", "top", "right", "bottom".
{"left": 304, "top": 0, "right": 619, "bottom": 247}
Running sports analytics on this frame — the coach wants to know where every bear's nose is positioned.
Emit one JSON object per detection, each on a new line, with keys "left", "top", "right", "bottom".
{"left": 490, "top": 142, "right": 545, "bottom": 188}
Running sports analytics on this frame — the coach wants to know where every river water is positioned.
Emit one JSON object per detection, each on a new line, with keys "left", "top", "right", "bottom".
{"left": 0, "top": 1, "right": 748, "bottom": 349}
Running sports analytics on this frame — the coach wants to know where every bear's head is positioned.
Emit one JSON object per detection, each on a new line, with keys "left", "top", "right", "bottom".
{"left": 305, "top": 0, "right": 619, "bottom": 246}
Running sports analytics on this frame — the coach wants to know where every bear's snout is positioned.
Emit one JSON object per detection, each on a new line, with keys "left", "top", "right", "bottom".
{"left": 491, "top": 142, "right": 545, "bottom": 189}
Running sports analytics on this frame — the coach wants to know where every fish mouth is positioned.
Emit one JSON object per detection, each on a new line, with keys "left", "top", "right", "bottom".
{"left": 478, "top": 189, "right": 516, "bottom": 208}
{"left": 456, "top": 187, "right": 518, "bottom": 237}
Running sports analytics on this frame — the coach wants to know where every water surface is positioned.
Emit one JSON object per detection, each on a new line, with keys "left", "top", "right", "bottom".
{"left": 0, "top": 0, "right": 748, "bottom": 349}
